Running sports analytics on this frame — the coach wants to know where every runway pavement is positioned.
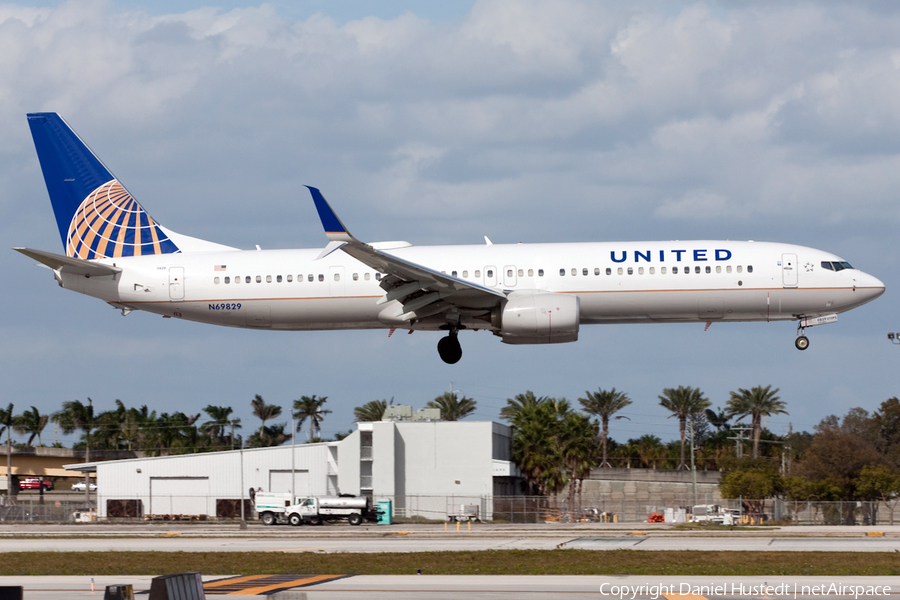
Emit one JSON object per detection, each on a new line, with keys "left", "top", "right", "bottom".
{"left": 1, "top": 575, "right": 896, "bottom": 600}
{"left": 0, "top": 528, "right": 899, "bottom": 552}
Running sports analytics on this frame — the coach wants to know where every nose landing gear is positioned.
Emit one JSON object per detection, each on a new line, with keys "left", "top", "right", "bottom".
{"left": 437, "top": 331, "right": 462, "bottom": 364}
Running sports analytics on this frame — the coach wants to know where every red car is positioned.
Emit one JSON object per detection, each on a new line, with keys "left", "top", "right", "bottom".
{"left": 19, "top": 477, "right": 53, "bottom": 491}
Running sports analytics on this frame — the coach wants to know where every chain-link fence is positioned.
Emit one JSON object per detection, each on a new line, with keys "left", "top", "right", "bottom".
{"left": 2, "top": 492, "right": 898, "bottom": 525}
{"left": 0, "top": 496, "right": 95, "bottom": 523}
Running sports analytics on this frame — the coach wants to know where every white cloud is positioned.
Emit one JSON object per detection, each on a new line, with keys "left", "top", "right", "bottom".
{"left": 4, "top": 0, "right": 900, "bottom": 436}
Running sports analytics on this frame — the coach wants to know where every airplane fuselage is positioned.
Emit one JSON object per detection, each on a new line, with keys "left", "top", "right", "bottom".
{"left": 66, "top": 239, "right": 883, "bottom": 333}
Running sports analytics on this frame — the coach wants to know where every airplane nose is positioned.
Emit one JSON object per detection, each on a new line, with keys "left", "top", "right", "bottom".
{"left": 856, "top": 272, "right": 885, "bottom": 301}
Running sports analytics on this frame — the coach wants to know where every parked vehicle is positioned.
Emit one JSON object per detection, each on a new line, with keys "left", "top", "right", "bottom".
{"left": 289, "top": 496, "right": 374, "bottom": 526}
{"left": 70, "top": 481, "right": 97, "bottom": 492}
{"left": 254, "top": 492, "right": 302, "bottom": 525}
{"left": 689, "top": 504, "right": 740, "bottom": 525}
{"left": 19, "top": 477, "right": 52, "bottom": 491}
{"left": 255, "top": 493, "right": 374, "bottom": 526}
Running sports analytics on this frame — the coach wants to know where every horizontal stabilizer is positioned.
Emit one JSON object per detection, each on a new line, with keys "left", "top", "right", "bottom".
{"left": 13, "top": 247, "right": 121, "bottom": 277}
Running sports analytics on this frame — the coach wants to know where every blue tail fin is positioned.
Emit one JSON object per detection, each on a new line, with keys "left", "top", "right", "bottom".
{"left": 27, "top": 113, "right": 179, "bottom": 259}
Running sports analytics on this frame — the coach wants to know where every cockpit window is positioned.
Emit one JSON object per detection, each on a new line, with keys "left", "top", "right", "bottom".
{"left": 821, "top": 261, "right": 833, "bottom": 271}
{"left": 827, "top": 261, "right": 854, "bottom": 272}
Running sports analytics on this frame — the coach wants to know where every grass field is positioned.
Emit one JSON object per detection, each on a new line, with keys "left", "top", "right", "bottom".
{"left": 3, "top": 551, "right": 899, "bottom": 576}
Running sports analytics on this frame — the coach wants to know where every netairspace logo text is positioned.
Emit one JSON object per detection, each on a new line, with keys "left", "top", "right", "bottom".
{"left": 599, "top": 583, "right": 892, "bottom": 599}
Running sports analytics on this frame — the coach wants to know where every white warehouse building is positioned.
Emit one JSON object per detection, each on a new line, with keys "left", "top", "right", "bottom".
{"left": 67, "top": 420, "right": 519, "bottom": 521}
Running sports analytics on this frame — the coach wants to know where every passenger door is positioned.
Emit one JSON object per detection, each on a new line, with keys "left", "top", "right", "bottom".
{"left": 168, "top": 267, "right": 184, "bottom": 301}
{"left": 782, "top": 254, "right": 798, "bottom": 288}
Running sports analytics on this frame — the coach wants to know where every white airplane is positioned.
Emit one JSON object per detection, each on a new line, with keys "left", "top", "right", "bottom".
{"left": 16, "top": 113, "right": 885, "bottom": 364}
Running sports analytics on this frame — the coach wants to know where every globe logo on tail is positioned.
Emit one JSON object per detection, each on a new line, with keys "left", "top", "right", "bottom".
{"left": 66, "top": 180, "right": 179, "bottom": 259}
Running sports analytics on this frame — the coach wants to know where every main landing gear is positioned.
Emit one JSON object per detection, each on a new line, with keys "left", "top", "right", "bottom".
{"left": 795, "top": 322, "right": 809, "bottom": 351}
{"left": 437, "top": 330, "right": 463, "bottom": 364}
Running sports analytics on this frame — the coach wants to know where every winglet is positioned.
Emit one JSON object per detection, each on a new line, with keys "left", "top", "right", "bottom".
{"left": 307, "top": 186, "right": 355, "bottom": 243}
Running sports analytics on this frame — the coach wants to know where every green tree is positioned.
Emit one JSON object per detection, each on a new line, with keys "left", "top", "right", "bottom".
{"left": 354, "top": 398, "right": 392, "bottom": 423}
{"left": 0, "top": 403, "right": 13, "bottom": 498}
{"left": 872, "top": 397, "right": 900, "bottom": 464}
{"left": 578, "top": 388, "right": 631, "bottom": 468}
{"left": 500, "top": 391, "right": 548, "bottom": 423}
{"left": 794, "top": 414, "right": 887, "bottom": 499}
{"left": 658, "top": 386, "right": 711, "bottom": 470}
{"left": 705, "top": 407, "right": 731, "bottom": 432}
{"left": 719, "top": 468, "right": 782, "bottom": 521}
{"left": 726, "top": 385, "right": 788, "bottom": 459}
{"left": 247, "top": 422, "right": 289, "bottom": 448}
{"left": 427, "top": 392, "right": 477, "bottom": 421}
{"left": 13, "top": 406, "right": 48, "bottom": 446}
{"left": 560, "top": 411, "right": 598, "bottom": 513}
{"left": 510, "top": 399, "right": 570, "bottom": 496}
{"left": 201, "top": 405, "right": 240, "bottom": 448}
{"left": 293, "top": 395, "right": 332, "bottom": 441}
{"left": 856, "top": 464, "right": 900, "bottom": 525}
{"left": 52, "top": 399, "right": 97, "bottom": 503}
{"left": 251, "top": 394, "right": 282, "bottom": 437}
{"left": 0, "top": 404, "right": 15, "bottom": 447}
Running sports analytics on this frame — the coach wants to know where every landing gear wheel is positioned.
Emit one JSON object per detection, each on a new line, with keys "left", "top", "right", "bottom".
{"left": 308, "top": 515, "right": 323, "bottom": 526}
{"left": 348, "top": 513, "right": 362, "bottom": 526}
{"left": 437, "top": 333, "right": 463, "bottom": 364}
{"left": 261, "top": 512, "right": 276, "bottom": 526}
{"left": 795, "top": 335, "right": 810, "bottom": 351}
{"left": 288, "top": 513, "right": 302, "bottom": 526}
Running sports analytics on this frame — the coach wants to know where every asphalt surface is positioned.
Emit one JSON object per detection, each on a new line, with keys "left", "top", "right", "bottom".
{"left": 1, "top": 575, "right": 897, "bottom": 600}
{"left": 0, "top": 523, "right": 899, "bottom": 553}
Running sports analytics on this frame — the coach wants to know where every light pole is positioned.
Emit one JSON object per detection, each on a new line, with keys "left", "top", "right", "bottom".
{"left": 234, "top": 420, "right": 246, "bottom": 531}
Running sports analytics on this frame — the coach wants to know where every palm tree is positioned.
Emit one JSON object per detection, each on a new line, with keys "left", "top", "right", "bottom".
{"left": 705, "top": 407, "right": 731, "bottom": 432}
{"left": 354, "top": 398, "right": 393, "bottom": 422}
{"left": 0, "top": 403, "right": 14, "bottom": 446}
{"left": 727, "top": 385, "right": 788, "bottom": 458}
{"left": 560, "top": 411, "right": 598, "bottom": 514}
{"left": 658, "top": 386, "right": 711, "bottom": 470}
{"left": 13, "top": 406, "right": 48, "bottom": 446}
{"left": 247, "top": 422, "right": 289, "bottom": 448}
{"left": 0, "top": 403, "right": 12, "bottom": 499}
{"left": 251, "top": 394, "right": 282, "bottom": 437}
{"left": 427, "top": 392, "right": 477, "bottom": 421}
{"left": 500, "top": 391, "right": 549, "bottom": 423}
{"left": 52, "top": 399, "right": 96, "bottom": 503}
{"left": 201, "top": 405, "right": 239, "bottom": 447}
{"left": 579, "top": 388, "right": 632, "bottom": 468}
{"left": 293, "top": 395, "right": 331, "bottom": 441}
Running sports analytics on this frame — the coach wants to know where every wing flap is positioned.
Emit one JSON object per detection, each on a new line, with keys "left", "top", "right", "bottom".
{"left": 14, "top": 247, "right": 122, "bottom": 277}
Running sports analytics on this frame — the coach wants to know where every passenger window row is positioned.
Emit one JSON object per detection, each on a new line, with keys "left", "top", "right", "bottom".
{"left": 213, "top": 272, "right": 383, "bottom": 285}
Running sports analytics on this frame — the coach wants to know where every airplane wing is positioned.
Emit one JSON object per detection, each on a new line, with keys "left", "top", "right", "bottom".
{"left": 14, "top": 247, "right": 122, "bottom": 277}
{"left": 307, "top": 187, "right": 505, "bottom": 322}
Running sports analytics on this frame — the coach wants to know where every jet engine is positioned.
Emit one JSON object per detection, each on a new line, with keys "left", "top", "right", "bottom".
{"left": 497, "top": 293, "right": 580, "bottom": 344}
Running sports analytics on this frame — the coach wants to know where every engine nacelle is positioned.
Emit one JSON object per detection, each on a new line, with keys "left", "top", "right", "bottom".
{"left": 498, "top": 293, "right": 580, "bottom": 345}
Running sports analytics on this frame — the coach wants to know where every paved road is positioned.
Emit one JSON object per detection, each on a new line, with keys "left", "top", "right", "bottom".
{"left": 1, "top": 575, "right": 896, "bottom": 600}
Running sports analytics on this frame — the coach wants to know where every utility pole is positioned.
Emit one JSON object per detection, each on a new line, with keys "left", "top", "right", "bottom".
{"left": 291, "top": 415, "right": 296, "bottom": 503}
{"left": 689, "top": 415, "right": 697, "bottom": 507}
{"left": 727, "top": 427, "right": 752, "bottom": 459}
{"left": 239, "top": 439, "right": 246, "bottom": 530}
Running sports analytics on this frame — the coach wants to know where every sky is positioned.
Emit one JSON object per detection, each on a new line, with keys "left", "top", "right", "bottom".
{"left": 2, "top": 0, "right": 900, "bottom": 446}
